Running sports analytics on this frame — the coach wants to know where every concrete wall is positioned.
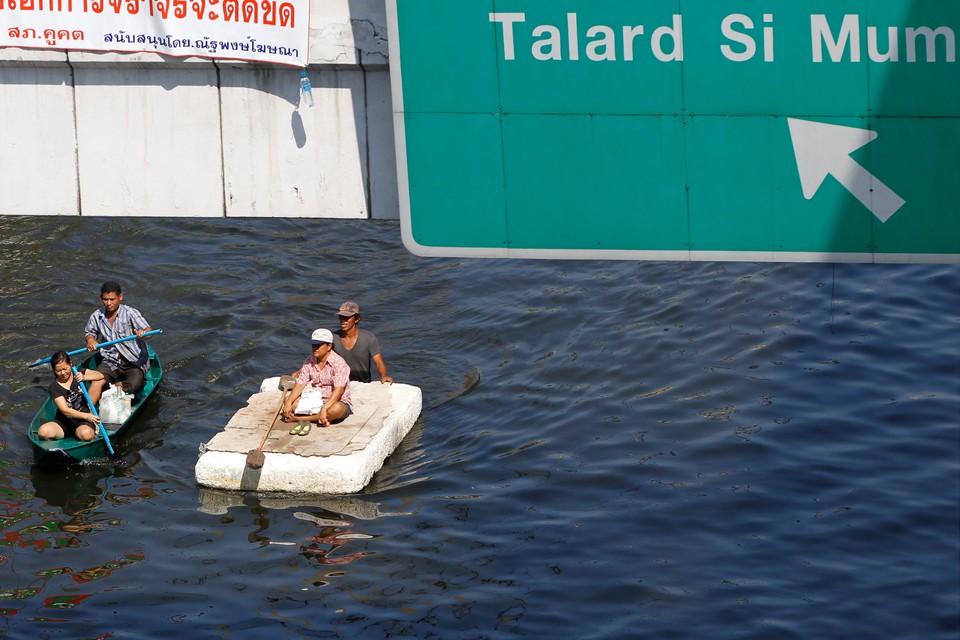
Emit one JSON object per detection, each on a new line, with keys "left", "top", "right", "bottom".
{"left": 0, "top": 0, "right": 398, "bottom": 219}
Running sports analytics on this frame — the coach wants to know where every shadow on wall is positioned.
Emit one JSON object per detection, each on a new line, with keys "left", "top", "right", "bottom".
{"left": 346, "top": 0, "right": 393, "bottom": 218}
{"left": 292, "top": 109, "right": 307, "bottom": 148}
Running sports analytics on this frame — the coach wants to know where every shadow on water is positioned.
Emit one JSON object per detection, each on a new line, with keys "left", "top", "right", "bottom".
{"left": 195, "top": 490, "right": 387, "bottom": 569}
{"left": 195, "top": 473, "right": 419, "bottom": 571}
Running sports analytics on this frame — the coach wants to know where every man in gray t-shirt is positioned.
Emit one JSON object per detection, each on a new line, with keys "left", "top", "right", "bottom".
{"left": 331, "top": 301, "right": 393, "bottom": 384}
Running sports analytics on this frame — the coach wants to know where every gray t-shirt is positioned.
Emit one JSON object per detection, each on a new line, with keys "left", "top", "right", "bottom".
{"left": 331, "top": 329, "right": 382, "bottom": 382}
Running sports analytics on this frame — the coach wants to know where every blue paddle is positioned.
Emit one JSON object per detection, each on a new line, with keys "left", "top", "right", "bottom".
{"left": 28, "top": 329, "right": 163, "bottom": 368}
{"left": 72, "top": 365, "right": 114, "bottom": 455}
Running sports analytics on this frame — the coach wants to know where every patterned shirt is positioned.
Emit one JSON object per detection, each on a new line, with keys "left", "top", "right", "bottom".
{"left": 48, "top": 377, "right": 88, "bottom": 413}
{"left": 296, "top": 350, "right": 353, "bottom": 408}
{"left": 84, "top": 304, "right": 151, "bottom": 371}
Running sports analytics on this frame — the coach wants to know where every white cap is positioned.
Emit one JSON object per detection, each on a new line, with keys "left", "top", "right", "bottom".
{"left": 311, "top": 328, "right": 333, "bottom": 344}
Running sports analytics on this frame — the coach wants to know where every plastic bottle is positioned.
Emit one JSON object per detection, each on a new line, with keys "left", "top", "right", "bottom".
{"left": 300, "top": 70, "right": 314, "bottom": 108}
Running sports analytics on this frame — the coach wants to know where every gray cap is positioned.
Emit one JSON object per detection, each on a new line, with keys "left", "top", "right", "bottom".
{"left": 337, "top": 301, "right": 360, "bottom": 317}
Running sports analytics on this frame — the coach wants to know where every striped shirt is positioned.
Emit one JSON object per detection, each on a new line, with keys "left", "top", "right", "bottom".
{"left": 296, "top": 350, "right": 353, "bottom": 408}
{"left": 84, "top": 304, "right": 151, "bottom": 372}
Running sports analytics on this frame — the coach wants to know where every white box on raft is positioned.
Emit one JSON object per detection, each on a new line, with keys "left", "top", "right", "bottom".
{"left": 194, "top": 379, "right": 422, "bottom": 494}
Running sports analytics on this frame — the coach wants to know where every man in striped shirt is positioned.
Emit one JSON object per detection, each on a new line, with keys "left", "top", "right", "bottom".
{"left": 84, "top": 281, "right": 153, "bottom": 405}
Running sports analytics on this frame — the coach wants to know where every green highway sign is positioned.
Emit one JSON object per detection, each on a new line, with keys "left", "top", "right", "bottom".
{"left": 386, "top": 0, "right": 960, "bottom": 262}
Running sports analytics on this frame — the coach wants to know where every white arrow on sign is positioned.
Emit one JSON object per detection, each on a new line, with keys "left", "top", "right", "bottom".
{"left": 787, "top": 118, "right": 905, "bottom": 223}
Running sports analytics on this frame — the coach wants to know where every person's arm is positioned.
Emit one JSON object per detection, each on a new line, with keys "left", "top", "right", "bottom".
{"left": 52, "top": 394, "right": 100, "bottom": 424}
{"left": 372, "top": 353, "right": 393, "bottom": 384}
{"left": 129, "top": 307, "right": 152, "bottom": 339}
{"left": 75, "top": 369, "right": 105, "bottom": 384}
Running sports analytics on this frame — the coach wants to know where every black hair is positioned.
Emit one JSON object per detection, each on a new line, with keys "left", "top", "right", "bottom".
{"left": 101, "top": 281, "right": 122, "bottom": 295}
{"left": 49, "top": 351, "right": 71, "bottom": 369}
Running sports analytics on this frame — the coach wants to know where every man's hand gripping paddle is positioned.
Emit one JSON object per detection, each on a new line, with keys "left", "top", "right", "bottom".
{"left": 28, "top": 329, "right": 163, "bottom": 368}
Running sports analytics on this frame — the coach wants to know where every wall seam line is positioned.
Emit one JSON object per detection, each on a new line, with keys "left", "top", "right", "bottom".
{"left": 215, "top": 61, "right": 227, "bottom": 217}
{"left": 68, "top": 54, "right": 82, "bottom": 216}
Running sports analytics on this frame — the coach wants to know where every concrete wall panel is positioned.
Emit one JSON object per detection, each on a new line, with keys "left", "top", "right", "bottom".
{"left": 0, "top": 58, "right": 79, "bottom": 216}
{"left": 309, "top": 0, "right": 387, "bottom": 66}
{"left": 220, "top": 65, "right": 368, "bottom": 218}
{"left": 74, "top": 64, "right": 224, "bottom": 216}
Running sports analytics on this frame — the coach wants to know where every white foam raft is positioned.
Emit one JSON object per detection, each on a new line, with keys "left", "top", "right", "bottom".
{"left": 195, "top": 377, "right": 422, "bottom": 494}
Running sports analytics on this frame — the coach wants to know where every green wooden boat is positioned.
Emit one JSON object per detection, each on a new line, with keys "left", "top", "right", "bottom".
{"left": 29, "top": 346, "right": 163, "bottom": 466}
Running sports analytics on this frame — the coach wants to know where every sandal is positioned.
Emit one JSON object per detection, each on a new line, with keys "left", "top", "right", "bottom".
{"left": 289, "top": 421, "right": 311, "bottom": 436}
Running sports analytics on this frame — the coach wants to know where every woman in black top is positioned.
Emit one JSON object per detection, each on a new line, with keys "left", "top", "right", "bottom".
{"left": 37, "top": 351, "right": 105, "bottom": 442}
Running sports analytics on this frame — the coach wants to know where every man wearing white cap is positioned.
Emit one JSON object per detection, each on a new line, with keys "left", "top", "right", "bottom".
{"left": 282, "top": 328, "right": 353, "bottom": 433}
{"left": 332, "top": 301, "right": 393, "bottom": 384}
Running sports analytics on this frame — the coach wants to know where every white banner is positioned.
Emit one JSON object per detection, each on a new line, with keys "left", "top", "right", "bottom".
{"left": 0, "top": 0, "right": 309, "bottom": 66}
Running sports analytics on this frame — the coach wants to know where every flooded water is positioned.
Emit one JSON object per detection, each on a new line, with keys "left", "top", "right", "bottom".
{"left": 0, "top": 216, "right": 957, "bottom": 639}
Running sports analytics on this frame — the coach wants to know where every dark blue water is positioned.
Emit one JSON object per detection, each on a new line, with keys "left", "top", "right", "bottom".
{"left": 0, "top": 217, "right": 957, "bottom": 639}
